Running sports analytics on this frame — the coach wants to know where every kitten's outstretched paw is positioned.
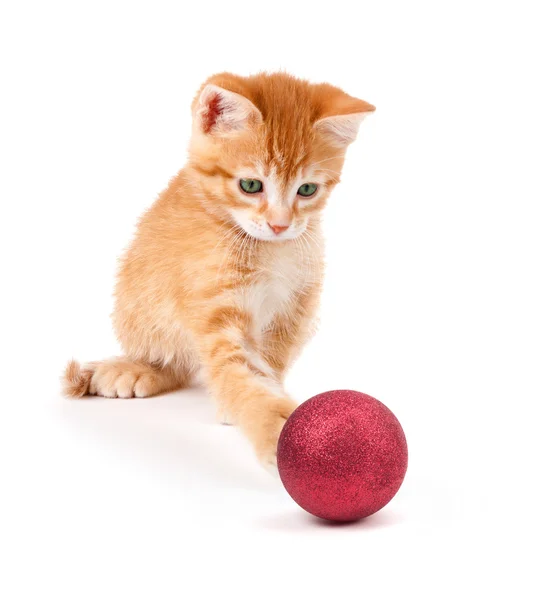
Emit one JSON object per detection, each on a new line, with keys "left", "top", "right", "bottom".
{"left": 261, "top": 454, "right": 281, "bottom": 478}
{"left": 217, "top": 407, "right": 235, "bottom": 426}
{"left": 253, "top": 411, "right": 290, "bottom": 476}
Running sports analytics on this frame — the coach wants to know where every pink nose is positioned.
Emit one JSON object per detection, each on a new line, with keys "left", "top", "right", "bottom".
{"left": 268, "top": 223, "right": 290, "bottom": 235}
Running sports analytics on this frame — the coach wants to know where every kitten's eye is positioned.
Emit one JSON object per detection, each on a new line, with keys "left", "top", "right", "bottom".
{"left": 297, "top": 183, "right": 318, "bottom": 198}
{"left": 239, "top": 179, "right": 263, "bottom": 194}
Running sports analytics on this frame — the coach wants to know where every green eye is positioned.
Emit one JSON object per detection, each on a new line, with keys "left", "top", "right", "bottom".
{"left": 239, "top": 179, "right": 263, "bottom": 194}
{"left": 297, "top": 183, "right": 318, "bottom": 197}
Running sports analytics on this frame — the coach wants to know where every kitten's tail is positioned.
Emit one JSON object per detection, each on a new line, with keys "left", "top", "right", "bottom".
{"left": 62, "top": 360, "right": 94, "bottom": 398}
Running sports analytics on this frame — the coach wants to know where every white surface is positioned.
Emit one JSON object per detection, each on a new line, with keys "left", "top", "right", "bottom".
{"left": 1, "top": 1, "right": 544, "bottom": 598}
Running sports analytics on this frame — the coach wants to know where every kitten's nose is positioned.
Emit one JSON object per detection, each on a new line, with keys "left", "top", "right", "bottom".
{"left": 267, "top": 223, "right": 290, "bottom": 235}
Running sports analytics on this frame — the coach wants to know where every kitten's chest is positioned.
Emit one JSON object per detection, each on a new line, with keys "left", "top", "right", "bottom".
{"left": 244, "top": 249, "right": 306, "bottom": 332}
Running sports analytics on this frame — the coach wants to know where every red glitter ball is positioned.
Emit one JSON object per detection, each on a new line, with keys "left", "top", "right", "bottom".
{"left": 277, "top": 390, "right": 408, "bottom": 522}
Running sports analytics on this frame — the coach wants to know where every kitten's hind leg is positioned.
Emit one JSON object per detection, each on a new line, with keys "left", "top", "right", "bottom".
{"left": 62, "top": 358, "right": 185, "bottom": 399}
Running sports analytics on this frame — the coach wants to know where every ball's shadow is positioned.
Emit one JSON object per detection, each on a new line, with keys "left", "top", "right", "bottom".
{"left": 258, "top": 507, "right": 403, "bottom": 532}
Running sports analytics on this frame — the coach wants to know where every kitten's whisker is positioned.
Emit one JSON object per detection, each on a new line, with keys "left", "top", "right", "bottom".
{"left": 216, "top": 229, "right": 245, "bottom": 280}
{"left": 294, "top": 237, "right": 311, "bottom": 283}
{"left": 306, "top": 154, "right": 346, "bottom": 169}
{"left": 299, "top": 231, "right": 321, "bottom": 283}
{"left": 315, "top": 168, "right": 343, "bottom": 176}
{"left": 212, "top": 224, "right": 241, "bottom": 254}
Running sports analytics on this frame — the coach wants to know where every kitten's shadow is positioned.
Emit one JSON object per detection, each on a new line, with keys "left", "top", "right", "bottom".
{"left": 58, "top": 386, "right": 278, "bottom": 492}
{"left": 58, "top": 389, "right": 405, "bottom": 532}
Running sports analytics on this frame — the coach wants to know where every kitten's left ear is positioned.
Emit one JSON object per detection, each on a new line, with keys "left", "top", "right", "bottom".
{"left": 315, "top": 100, "right": 375, "bottom": 147}
{"left": 196, "top": 84, "right": 262, "bottom": 136}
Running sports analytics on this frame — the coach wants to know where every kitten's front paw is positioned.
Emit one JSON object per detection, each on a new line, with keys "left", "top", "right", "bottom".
{"left": 216, "top": 406, "right": 235, "bottom": 426}
{"left": 250, "top": 400, "right": 295, "bottom": 475}
{"left": 256, "top": 418, "right": 286, "bottom": 475}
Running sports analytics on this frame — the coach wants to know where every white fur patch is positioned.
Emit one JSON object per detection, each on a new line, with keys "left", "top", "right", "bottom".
{"left": 264, "top": 167, "right": 282, "bottom": 207}
{"left": 243, "top": 246, "right": 304, "bottom": 335}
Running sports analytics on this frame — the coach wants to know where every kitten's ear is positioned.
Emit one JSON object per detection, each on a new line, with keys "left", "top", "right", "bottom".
{"left": 314, "top": 100, "right": 375, "bottom": 147}
{"left": 196, "top": 84, "right": 262, "bottom": 136}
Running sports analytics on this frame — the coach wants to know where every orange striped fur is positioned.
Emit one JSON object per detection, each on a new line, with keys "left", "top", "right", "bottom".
{"left": 63, "top": 72, "right": 374, "bottom": 470}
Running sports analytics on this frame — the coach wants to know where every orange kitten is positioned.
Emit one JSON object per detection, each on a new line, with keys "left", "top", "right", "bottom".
{"left": 63, "top": 72, "right": 375, "bottom": 470}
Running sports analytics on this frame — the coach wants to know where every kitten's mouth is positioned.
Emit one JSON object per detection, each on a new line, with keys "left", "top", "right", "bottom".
{"left": 229, "top": 213, "right": 306, "bottom": 242}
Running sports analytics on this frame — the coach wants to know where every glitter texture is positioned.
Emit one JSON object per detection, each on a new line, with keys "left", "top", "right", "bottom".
{"left": 277, "top": 390, "right": 408, "bottom": 522}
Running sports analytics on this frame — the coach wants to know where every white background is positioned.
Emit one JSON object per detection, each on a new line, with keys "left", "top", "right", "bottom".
{"left": 1, "top": 1, "right": 544, "bottom": 598}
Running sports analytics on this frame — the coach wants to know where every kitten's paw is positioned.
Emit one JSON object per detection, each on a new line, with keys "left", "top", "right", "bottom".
{"left": 255, "top": 420, "right": 286, "bottom": 476}
{"left": 262, "top": 458, "right": 281, "bottom": 478}
{"left": 89, "top": 361, "right": 163, "bottom": 398}
{"left": 217, "top": 406, "right": 235, "bottom": 426}
{"left": 250, "top": 401, "right": 295, "bottom": 475}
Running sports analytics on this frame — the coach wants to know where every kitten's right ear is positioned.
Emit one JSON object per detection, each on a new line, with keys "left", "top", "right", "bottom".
{"left": 196, "top": 84, "right": 262, "bottom": 136}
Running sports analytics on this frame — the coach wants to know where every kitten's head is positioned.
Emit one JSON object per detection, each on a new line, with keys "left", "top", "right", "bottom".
{"left": 188, "top": 72, "right": 374, "bottom": 241}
